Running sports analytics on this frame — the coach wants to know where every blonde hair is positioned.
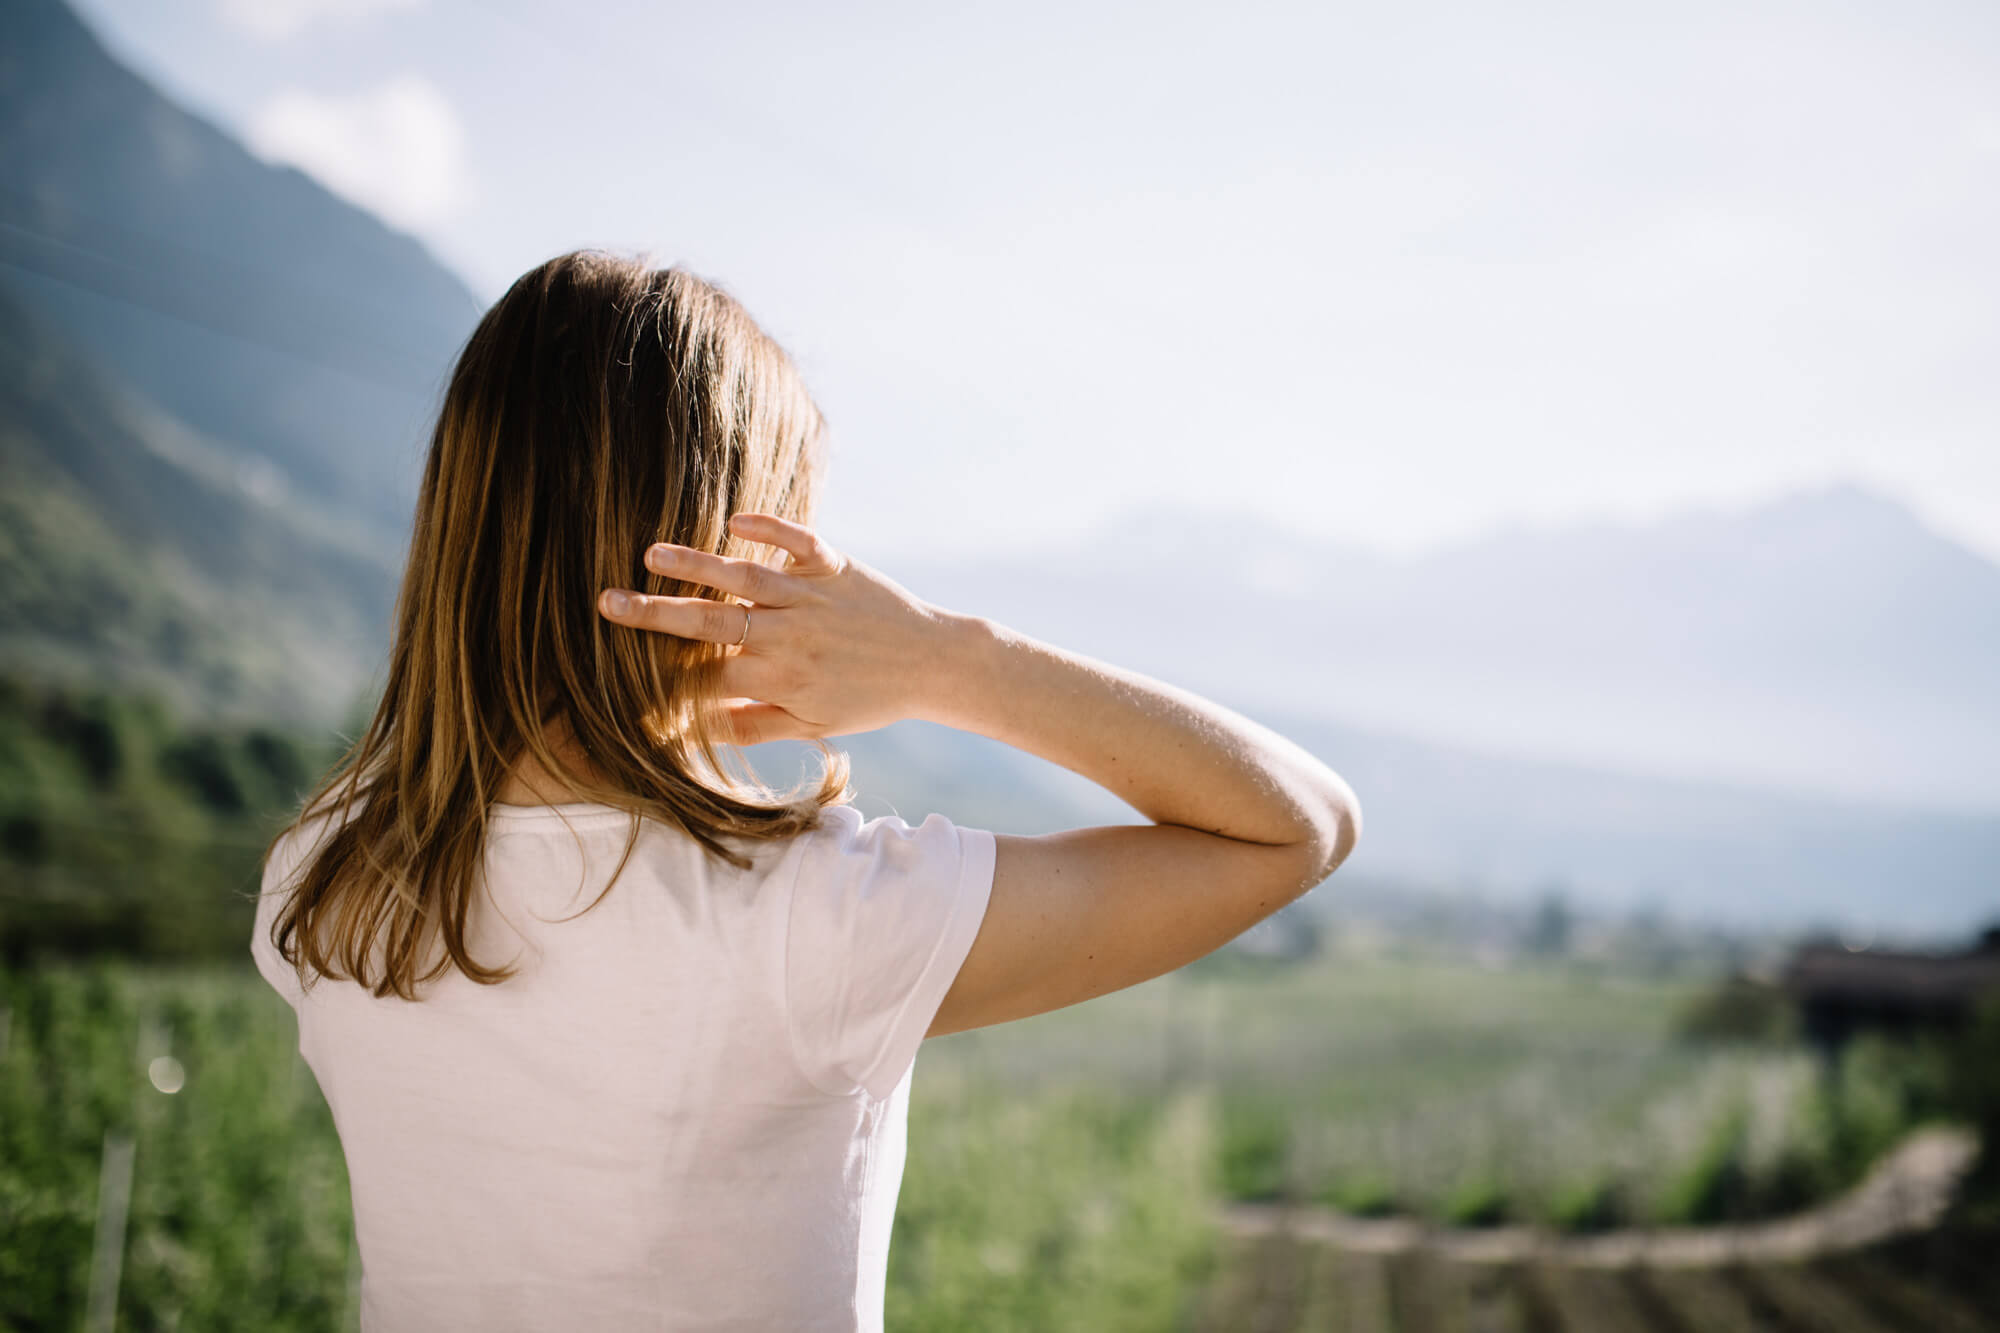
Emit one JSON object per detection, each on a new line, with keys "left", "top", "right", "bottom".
{"left": 267, "top": 250, "right": 849, "bottom": 999}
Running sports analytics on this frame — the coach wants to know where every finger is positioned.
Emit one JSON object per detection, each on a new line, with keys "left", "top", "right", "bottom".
{"left": 719, "top": 700, "right": 821, "bottom": 746}
{"left": 598, "top": 589, "right": 750, "bottom": 644}
{"left": 644, "top": 543, "right": 805, "bottom": 607}
{"left": 728, "top": 512, "right": 844, "bottom": 576}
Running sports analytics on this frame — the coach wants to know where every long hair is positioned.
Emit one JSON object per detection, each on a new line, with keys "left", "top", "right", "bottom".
{"left": 266, "top": 250, "right": 850, "bottom": 1000}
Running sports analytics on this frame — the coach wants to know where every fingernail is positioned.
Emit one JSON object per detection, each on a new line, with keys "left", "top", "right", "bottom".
{"left": 644, "top": 545, "right": 673, "bottom": 572}
{"left": 602, "top": 590, "right": 631, "bottom": 615}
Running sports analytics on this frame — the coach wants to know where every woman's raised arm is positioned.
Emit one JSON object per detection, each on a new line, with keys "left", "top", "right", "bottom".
{"left": 596, "top": 512, "right": 1362, "bottom": 1036}
{"left": 912, "top": 613, "right": 1359, "bottom": 1034}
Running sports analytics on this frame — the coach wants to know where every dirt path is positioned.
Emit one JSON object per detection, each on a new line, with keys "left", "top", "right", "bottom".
{"left": 1221, "top": 1126, "right": 1978, "bottom": 1268}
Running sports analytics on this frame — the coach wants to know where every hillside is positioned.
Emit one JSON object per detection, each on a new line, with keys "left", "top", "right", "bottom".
{"left": 0, "top": 285, "right": 396, "bottom": 723}
{"left": 0, "top": 0, "right": 1990, "bottom": 937}
{"left": 0, "top": 0, "right": 485, "bottom": 719}
{"left": 0, "top": 0, "right": 481, "bottom": 538}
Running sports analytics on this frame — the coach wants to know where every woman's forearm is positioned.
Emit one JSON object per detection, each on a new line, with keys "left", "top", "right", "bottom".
{"left": 913, "top": 612, "right": 1361, "bottom": 874}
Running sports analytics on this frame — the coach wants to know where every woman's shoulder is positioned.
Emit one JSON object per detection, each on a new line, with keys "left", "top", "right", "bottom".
{"left": 692, "top": 799, "right": 863, "bottom": 884}
{"left": 263, "top": 794, "right": 369, "bottom": 892}
{"left": 773, "top": 800, "right": 937, "bottom": 866}
{"left": 690, "top": 799, "right": 950, "bottom": 900}
{"left": 781, "top": 801, "right": 990, "bottom": 889}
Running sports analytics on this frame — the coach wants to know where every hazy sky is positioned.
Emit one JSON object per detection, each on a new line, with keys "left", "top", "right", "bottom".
{"left": 71, "top": 0, "right": 2000, "bottom": 563}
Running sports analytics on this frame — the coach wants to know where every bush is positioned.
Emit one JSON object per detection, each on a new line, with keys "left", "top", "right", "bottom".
{"left": 1656, "top": 1102, "right": 1750, "bottom": 1224}
{"left": 1674, "top": 974, "right": 1792, "bottom": 1044}
{"left": 160, "top": 734, "right": 248, "bottom": 813}
{"left": 1945, "top": 992, "right": 2000, "bottom": 1219}
{"left": 0, "top": 673, "right": 334, "bottom": 964}
{"left": 1438, "top": 1175, "right": 1511, "bottom": 1228}
{"left": 1320, "top": 1174, "right": 1399, "bottom": 1217}
{"left": 1216, "top": 1102, "right": 1291, "bottom": 1202}
{"left": 1548, "top": 1176, "right": 1625, "bottom": 1233}
{"left": 892, "top": 1084, "right": 1218, "bottom": 1331}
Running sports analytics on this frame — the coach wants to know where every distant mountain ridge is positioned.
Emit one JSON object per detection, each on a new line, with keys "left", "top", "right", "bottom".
{"left": 792, "top": 712, "right": 1999, "bottom": 939}
{"left": 897, "top": 482, "right": 2000, "bottom": 813}
{"left": 0, "top": 0, "right": 1990, "bottom": 934}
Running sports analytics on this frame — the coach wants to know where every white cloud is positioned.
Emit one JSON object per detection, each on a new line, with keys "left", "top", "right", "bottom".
{"left": 216, "top": 0, "right": 422, "bottom": 41}
{"left": 246, "top": 75, "right": 471, "bottom": 230}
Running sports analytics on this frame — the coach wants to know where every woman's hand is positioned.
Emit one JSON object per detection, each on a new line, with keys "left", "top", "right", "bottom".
{"left": 597, "top": 512, "right": 955, "bottom": 745}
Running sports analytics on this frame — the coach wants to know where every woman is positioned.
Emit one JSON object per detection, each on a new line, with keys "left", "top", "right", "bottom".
{"left": 254, "top": 249, "right": 1361, "bottom": 1331}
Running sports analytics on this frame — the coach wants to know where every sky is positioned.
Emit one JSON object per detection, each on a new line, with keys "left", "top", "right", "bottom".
{"left": 69, "top": 0, "right": 2000, "bottom": 564}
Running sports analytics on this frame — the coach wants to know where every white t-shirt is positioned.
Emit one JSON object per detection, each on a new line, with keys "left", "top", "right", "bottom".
{"left": 251, "top": 798, "right": 996, "bottom": 1332}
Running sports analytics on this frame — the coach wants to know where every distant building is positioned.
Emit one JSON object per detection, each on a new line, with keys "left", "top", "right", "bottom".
{"left": 1783, "top": 926, "right": 2000, "bottom": 1054}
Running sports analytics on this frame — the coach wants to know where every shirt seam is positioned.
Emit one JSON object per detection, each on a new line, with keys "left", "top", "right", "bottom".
{"left": 780, "top": 820, "right": 858, "bottom": 1100}
{"left": 849, "top": 1105, "right": 877, "bottom": 1325}
{"left": 485, "top": 810, "right": 634, "bottom": 827}
{"left": 848, "top": 820, "right": 980, "bottom": 1103}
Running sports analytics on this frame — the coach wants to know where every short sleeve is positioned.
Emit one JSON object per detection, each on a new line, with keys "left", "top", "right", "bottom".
{"left": 250, "top": 811, "right": 340, "bottom": 1009}
{"left": 784, "top": 805, "right": 997, "bottom": 1101}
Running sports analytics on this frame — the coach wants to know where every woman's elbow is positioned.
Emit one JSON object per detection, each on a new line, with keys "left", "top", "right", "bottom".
{"left": 1313, "top": 778, "right": 1363, "bottom": 883}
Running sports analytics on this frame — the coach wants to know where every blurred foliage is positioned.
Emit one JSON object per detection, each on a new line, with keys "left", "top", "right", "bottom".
{"left": 1652, "top": 988, "right": 1967, "bottom": 1226}
{"left": 0, "top": 673, "right": 340, "bottom": 965}
{"left": 1215, "top": 1100, "right": 1291, "bottom": 1203}
{"left": 0, "top": 964, "right": 354, "bottom": 1330}
{"left": 931, "top": 954, "right": 1965, "bottom": 1237}
{"left": 0, "top": 948, "right": 1977, "bottom": 1327}
{"left": 1317, "top": 1173, "right": 1399, "bottom": 1219}
{"left": 1946, "top": 992, "right": 2000, "bottom": 1220}
{"left": 1437, "top": 1174, "right": 1511, "bottom": 1228}
{"left": 1, "top": 672, "right": 1984, "bottom": 1325}
{"left": 1545, "top": 1174, "right": 1624, "bottom": 1233}
{"left": 1523, "top": 888, "right": 1573, "bottom": 960}
{"left": 1655, "top": 1102, "right": 1751, "bottom": 1224}
{"left": 0, "top": 963, "right": 1216, "bottom": 1331}
{"left": 891, "top": 1078, "right": 1216, "bottom": 1332}
{"left": 1673, "top": 971, "right": 1797, "bottom": 1044}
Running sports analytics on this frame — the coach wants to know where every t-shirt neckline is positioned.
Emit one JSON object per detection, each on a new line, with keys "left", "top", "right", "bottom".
{"left": 487, "top": 800, "right": 631, "bottom": 824}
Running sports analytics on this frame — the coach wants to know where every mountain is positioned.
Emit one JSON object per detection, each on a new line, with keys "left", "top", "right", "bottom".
{"left": 841, "top": 489, "right": 1999, "bottom": 933}
{"left": 0, "top": 0, "right": 485, "bottom": 718}
{"left": 0, "top": 283, "right": 395, "bottom": 721}
{"left": 776, "top": 713, "right": 1999, "bottom": 939}
{"left": 889, "top": 484, "right": 2000, "bottom": 813}
{"left": 1269, "top": 710, "right": 1998, "bottom": 938}
{"left": 0, "top": 0, "right": 483, "bottom": 544}
{"left": 0, "top": 0, "right": 1989, "bottom": 934}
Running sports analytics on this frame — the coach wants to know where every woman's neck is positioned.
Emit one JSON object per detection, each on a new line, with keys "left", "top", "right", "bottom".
{"left": 494, "top": 719, "right": 608, "bottom": 807}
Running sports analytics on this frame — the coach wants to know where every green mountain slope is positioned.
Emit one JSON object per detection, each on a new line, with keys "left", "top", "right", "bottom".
{"left": 0, "top": 283, "right": 395, "bottom": 722}
{"left": 0, "top": 0, "right": 493, "bottom": 721}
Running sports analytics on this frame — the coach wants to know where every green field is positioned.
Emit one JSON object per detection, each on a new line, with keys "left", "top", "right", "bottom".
{"left": 2, "top": 950, "right": 1960, "bottom": 1331}
{"left": 922, "top": 954, "right": 1941, "bottom": 1231}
